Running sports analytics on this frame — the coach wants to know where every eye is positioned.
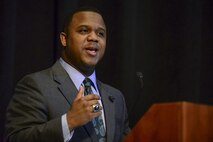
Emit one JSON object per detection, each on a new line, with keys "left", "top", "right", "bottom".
{"left": 79, "top": 27, "right": 89, "bottom": 34}
{"left": 97, "top": 30, "right": 106, "bottom": 38}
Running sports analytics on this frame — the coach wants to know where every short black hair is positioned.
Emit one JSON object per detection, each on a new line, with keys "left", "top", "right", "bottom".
{"left": 62, "top": 6, "right": 104, "bottom": 34}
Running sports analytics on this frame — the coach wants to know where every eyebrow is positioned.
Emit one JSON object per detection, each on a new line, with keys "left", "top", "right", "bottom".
{"left": 77, "top": 25, "right": 106, "bottom": 32}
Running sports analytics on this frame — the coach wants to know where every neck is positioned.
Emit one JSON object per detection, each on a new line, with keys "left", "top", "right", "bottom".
{"left": 61, "top": 56, "right": 95, "bottom": 77}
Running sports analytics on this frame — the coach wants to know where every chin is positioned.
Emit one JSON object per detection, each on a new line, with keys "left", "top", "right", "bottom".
{"left": 86, "top": 60, "right": 99, "bottom": 67}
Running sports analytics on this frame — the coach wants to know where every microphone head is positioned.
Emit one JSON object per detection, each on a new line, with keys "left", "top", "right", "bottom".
{"left": 136, "top": 72, "right": 143, "bottom": 78}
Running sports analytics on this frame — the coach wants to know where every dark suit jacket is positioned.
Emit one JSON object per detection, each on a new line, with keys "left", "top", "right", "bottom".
{"left": 5, "top": 61, "right": 130, "bottom": 142}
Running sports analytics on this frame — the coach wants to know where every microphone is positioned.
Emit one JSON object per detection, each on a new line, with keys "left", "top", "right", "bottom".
{"left": 109, "top": 96, "right": 115, "bottom": 103}
{"left": 136, "top": 72, "right": 143, "bottom": 88}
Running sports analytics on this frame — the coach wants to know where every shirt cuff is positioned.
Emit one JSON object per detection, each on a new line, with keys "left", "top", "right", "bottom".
{"left": 61, "top": 114, "right": 74, "bottom": 142}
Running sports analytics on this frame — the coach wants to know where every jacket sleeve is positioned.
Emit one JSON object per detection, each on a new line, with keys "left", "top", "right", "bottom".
{"left": 5, "top": 75, "right": 64, "bottom": 142}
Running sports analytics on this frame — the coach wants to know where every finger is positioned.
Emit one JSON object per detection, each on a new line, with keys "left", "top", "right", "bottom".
{"left": 87, "top": 100, "right": 101, "bottom": 106}
{"left": 84, "top": 94, "right": 100, "bottom": 101}
{"left": 74, "top": 86, "right": 84, "bottom": 101}
{"left": 92, "top": 110, "right": 102, "bottom": 117}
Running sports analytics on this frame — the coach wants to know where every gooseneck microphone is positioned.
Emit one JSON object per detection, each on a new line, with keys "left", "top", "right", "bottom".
{"left": 136, "top": 71, "right": 143, "bottom": 88}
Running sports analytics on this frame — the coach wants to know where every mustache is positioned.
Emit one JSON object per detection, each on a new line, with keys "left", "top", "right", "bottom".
{"left": 84, "top": 43, "right": 99, "bottom": 50}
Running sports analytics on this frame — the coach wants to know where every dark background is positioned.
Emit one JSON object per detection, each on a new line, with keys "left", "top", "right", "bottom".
{"left": 1, "top": 0, "right": 213, "bottom": 140}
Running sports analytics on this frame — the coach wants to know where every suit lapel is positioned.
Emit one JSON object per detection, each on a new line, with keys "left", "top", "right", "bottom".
{"left": 52, "top": 61, "right": 77, "bottom": 105}
{"left": 97, "top": 81, "right": 115, "bottom": 142}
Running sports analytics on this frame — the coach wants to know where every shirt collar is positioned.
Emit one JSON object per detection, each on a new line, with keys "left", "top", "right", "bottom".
{"left": 59, "top": 58, "right": 98, "bottom": 91}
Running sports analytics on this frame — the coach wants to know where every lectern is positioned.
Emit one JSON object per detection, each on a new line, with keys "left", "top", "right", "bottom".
{"left": 124, "top": 101, "right": 213, "bottom": 142}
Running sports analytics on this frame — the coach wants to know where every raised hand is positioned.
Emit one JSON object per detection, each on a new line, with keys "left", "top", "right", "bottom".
{"left": 66, "top": 86, "right": 102, "bottom": 129}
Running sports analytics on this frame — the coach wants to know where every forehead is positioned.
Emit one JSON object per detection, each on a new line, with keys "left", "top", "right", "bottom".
{"left": 70, "top": 11, "right": 106, "bottom": 30}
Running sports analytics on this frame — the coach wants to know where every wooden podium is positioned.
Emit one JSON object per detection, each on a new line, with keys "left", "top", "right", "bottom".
{"left": 124, "top": 101, "right": 213, "bottom": 142}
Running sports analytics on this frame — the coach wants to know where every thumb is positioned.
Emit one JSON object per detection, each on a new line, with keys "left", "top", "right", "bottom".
{"left": 74, "top": 85, "right": 84, "bottom": 101}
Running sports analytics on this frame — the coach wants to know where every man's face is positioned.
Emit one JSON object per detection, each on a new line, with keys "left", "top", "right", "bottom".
{"left": 60, "top": 11, "right": 106, "bottom": 75}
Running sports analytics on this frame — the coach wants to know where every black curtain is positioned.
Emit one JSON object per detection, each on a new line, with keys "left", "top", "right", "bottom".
{"left": 1, "top": 0, "right": 213, "bottom": 140}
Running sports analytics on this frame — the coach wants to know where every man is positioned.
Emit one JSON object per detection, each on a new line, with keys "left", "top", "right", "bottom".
{"left": 5, "top": 7, "right": 130, "bottom": 142}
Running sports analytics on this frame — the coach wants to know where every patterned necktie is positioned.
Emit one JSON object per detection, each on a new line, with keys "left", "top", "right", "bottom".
{"left": 83, "top": 78, "right": 106, "bottom": 142}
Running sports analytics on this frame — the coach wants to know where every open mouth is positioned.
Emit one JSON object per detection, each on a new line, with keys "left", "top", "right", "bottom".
{"left": 85, "top": 47, "right": 98, "bottom": 56}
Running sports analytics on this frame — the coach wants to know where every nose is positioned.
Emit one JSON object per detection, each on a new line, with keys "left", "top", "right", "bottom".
{"left": 87, "top": 31, "right": 98, "bottom": 42}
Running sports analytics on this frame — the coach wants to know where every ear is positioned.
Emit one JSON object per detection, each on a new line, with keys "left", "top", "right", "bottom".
{"left": 60, "top": 32, "right": 67, "bottom": 46}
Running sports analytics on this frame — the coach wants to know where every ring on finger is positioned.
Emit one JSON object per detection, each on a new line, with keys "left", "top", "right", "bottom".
{"left": 92, "top": 104, "right": 102, "bottom": 112}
